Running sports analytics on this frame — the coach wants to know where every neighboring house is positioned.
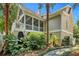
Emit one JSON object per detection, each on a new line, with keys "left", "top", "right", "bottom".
{"left": 11, "top": 4, "right": 73, "bottom": 44}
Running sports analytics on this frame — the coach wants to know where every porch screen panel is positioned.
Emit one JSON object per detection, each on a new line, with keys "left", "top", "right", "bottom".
{"left": 34, "top": 19, "right": 38, "bottom": 31}
{"left": 26, "top": 15, "right": 32, "bottom": 30}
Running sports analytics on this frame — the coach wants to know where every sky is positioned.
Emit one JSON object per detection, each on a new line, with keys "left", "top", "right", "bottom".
{"left": 22, "top": 3, "right": 79, "bottom": 24}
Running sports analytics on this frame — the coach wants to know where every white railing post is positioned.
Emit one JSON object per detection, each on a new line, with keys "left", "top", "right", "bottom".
{"left": 38, "top": 20, "right": 40, "bottom": 31}
{"left": 24, "top": 15, "right": 26, "bottom": 31}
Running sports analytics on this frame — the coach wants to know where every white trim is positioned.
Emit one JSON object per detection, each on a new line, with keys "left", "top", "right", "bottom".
{"left": 15, "top": 29, "right": 42, "bottom": 32}
{"left": 18, "top": 14, "right": 24, "bottom": 21}
{"left": 38, "top": 20, "right": 40, "bottom": 31}
{"left": 32, "top": 17, "right": 34, "bottom": 30}
{"left": 50, "top": 30, "right": 60, "bottom": 32}
{"left": 63, "top": 11, "right": 70, "bottom": 16}
{"left": 25, "top": 30, "right": 42, "bottom": 32}
{"left": 50, "top": 29, "right": 73, "bottom": 34}
{"left": 62, "top": 30, "right": 73, "bottom": 34}
{"left": 24, "top": 15, "right": 26, "bottom": 30}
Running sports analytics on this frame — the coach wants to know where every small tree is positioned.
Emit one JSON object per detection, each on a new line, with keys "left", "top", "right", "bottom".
{"left": 73, "top": 25, "right": 79, "bottom": 44}
{"left": 77, "top": 20, "right": 79, "bottom": 28}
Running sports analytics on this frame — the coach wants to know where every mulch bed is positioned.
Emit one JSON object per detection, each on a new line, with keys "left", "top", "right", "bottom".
{"left": 70, "top": 50, "right": 79, "bottom": 56}
{"left": 18, "top": 47, "right": 49, "bottom": 56}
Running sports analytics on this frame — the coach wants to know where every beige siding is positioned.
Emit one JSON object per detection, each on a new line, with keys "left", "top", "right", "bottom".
{"left": 61, "top": 7, "right": 73, "bottom": 33}
{"left": 49, "top": 15, "right": 61, "bottom": 31}
{"left": 61, "top": 31, "right": 73, "bottom": 39}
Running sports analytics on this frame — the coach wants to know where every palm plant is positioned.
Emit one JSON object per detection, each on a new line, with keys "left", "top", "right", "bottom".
{"left": 4, "top": 3, "right": 9, "bottom": 35}
{"left": 0, "top": 3, "right": 18, "bottom": 35}
{"left": 45, "top": 3, "right": 50, "bottom": 46}
{"left": 38, "top": 3, "right": 55, "bottom": 46}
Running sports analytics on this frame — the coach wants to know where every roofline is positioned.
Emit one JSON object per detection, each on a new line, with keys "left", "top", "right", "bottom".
{"left": 18, "top": 4, "right": 72, "bottom": 21}
{"left": 43, "top": 5, "right": 72, "bottom": 20}
{"left": 51, "top": 5, "right": 72, "bottom": 15}
{"left": 18, "top": 4, "right": 44, "bottom": 20}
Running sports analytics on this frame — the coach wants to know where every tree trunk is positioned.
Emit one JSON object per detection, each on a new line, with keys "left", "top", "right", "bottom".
{"left": 46, "top": 3, "right": 50, "bottom": 47}
{"left": 4, "top": 3, "right": 9, "bottom": 35}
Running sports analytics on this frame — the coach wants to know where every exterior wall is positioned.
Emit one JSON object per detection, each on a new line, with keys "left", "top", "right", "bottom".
{"left": 12, "top": 5, "right": 73, "bottom": 46}
{"left": 61, "top": 7, "right": 73, "bottom": 33}
{"left": 43, "top": 6, "right": 73, "bottom": 46}
{"left": 50, "top": 31, "right": 61, "bottom": 39}
{"left": 61, "top": 31, "right": 73, "bottom": 45}
{"left": 61, "top": 7, "right": 73, "bottom": 39}
{"left": 61, "top": 31, "right": 73, "bottom": 39}
{"left": 49, "top": 15, "right": 61, "bottom": 31}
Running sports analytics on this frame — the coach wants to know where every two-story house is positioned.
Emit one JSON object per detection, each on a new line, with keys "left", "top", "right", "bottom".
{"left": 11, "top": 4, "right": 73, "bottom": 44}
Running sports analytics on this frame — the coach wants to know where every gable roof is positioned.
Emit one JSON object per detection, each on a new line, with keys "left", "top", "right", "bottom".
{"left": 42, "top": 5, "right": 72, "bottom": 20}
{"left": 18, "top": 4, "right": 72, "bottom": 21}
{"left": 18, "top": 4, "right": 44, "bottom": 21}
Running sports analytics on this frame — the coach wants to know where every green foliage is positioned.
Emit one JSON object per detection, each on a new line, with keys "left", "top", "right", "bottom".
{"left": 0, "top": 19, "right": 4, "bottom": 32}
{"left": 50, "top": 35, "right": 60, "bottom": 47}
{"left": 0, "top": 4, "right": 18, "bottom": 32}
{"left": 26, "top": 32, "right": 46, "bottom": 50}
{"left": 8, "top": 4, "right": 18, "bottom": 30}
{"left": 5, "top": 33, "right": 26, "bottom": 55}
{"left": 5, "top": 33, "right": 19, "bottom": 55}
{"left": 5, "top": 32, "right": 46, "bottom": 55}
{"left": 0, "top": 33, "right": 3, "bottom": 52}
{"left": 77, "top": 20, "right": 79, "bottom": 28}
{"left": 73, "top": 25, "right": 79, "bottom": 44}
{"left": 73, "top": 25, "right": 79, "bottom": 38}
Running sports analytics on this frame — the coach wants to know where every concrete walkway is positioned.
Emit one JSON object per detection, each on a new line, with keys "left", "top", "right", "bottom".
{"left": 44, "top": 46, "right": 79, "bottom": 56}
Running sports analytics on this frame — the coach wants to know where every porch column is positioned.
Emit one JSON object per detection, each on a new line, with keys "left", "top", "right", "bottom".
{"left": 24, "top": 15, "right": 26, "bottom": 31}
{"left": 38, "top": 20, "right": 40, "bottom": 31}
{"left": 32, "top": 17, "right": 34, "bottom": 30}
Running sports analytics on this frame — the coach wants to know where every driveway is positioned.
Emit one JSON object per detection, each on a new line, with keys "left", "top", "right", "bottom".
{"left": 44, "top": 46, "right": 79, "bottom": 56}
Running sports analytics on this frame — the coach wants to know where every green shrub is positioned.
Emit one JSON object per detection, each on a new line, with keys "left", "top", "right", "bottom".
{"left": 4, "top": 32, "right": 46, "bottom": 55}
{"left": 5, "top": 33, "right": 25, "bottom": 55}
{"left": 26, "top": 32, "right": 46, "bottom": 50}
{"left": 5, "top": 33, "right": 18, "bottom": 55}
